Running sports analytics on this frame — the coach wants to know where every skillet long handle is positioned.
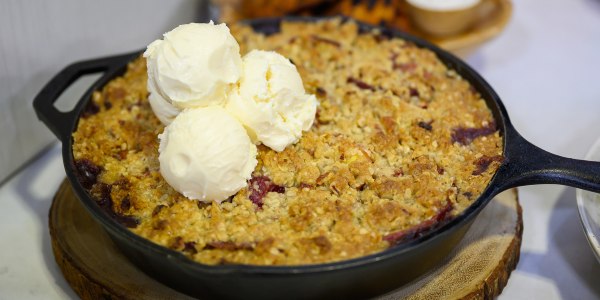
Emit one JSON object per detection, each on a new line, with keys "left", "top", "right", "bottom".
{"left": 492, "top": 127, "right": 600, "bottom": 193}
{"left": 33, "top": 51, "right": 140, "bottom": 141}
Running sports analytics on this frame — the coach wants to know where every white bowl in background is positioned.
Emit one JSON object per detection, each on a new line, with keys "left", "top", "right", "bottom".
{"left": 406, "top": 0, "right": 483, "bottom": 36}
{"left": 576, "top": 136, "right": 600, "bottom": 263}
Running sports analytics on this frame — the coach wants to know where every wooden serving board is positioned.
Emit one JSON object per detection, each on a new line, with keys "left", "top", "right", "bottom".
{"left": 49, "top": 179, "right": 522, "bottom": 300}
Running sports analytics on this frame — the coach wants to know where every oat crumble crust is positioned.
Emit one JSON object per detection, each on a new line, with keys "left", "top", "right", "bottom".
{"left": 71, "top": 19, "right": 503, "bottom": 266}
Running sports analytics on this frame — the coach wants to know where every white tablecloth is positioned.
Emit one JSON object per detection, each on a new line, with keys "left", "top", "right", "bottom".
{"left": 1, "top": 0, "right": 599, "bottom": 298}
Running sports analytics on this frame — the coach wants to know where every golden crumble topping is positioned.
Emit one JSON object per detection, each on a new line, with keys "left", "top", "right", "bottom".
{"left": 71, "top": 19, "right": 502, "bottom": 265}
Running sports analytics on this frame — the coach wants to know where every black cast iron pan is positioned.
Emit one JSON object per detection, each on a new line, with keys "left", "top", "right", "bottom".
{"left": 33, "top": 17, "right": 600, "bottom": 299}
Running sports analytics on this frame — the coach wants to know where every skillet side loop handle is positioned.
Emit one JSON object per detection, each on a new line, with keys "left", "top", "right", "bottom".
{"left": 493, "top": 129, "right": 600, "bottom": 193}
{"left": 33, "top": 51, "right": 140, "bottom": 141}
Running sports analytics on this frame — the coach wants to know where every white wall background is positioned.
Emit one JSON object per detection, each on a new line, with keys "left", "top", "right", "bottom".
{"left": 0, "top": 0, "right": 208, "bottom": 183}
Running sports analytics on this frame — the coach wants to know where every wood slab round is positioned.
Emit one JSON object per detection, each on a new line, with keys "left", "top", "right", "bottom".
{"left": 49, "top": 179, "right": 522, "bottom": 300}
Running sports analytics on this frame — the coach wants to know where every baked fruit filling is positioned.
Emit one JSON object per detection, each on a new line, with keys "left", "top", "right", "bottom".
{"left": 71, "top": 19, "right": 502, "bottom": 265}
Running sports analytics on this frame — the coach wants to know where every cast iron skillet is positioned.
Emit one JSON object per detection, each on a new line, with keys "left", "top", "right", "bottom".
{"left": 34, "top": 17, "right": 600, "bottom": 299}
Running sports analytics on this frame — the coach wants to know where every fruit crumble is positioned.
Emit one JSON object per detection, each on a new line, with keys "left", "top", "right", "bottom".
{"left": 71, "top": 19, "right": 502, "bottom": 265}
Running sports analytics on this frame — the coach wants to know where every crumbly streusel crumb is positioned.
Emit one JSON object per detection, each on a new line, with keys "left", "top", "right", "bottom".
{"left": 72, "top": 19, "right": 502, "bottom": 266}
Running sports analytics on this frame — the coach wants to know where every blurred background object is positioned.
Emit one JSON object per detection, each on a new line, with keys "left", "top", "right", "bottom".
{"left": 406, "top": 0, "right": 483, "bottom": 36}
{"left": 218, "top": 0, "right": 411, "bottom": 31}
{"left": 216, "top": 0, "right": 511, "bottom": 57}
{"left": 0, "top": 0, "right": 208, "bottom": 185}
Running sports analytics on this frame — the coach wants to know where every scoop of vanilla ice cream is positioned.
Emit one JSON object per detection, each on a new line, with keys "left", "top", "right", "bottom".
{"left": 144, "top": 22, "right": 242, "bottom": 124}
{"left": 226, "top": 50, "right": 318, "bottom": 151}
{"left": 147, "top": 83, "right": 180, "bottom": 125}
{"left": 158, "top": 106, "right": 257, "bottom": 202}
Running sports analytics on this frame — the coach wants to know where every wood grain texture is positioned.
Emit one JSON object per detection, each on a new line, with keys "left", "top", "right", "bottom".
{"left": 49, "top": 180, "right": 194, "bottom": 300}
{"left": 381, "top": 188, "right": 522, "bottom": 299}
{"left": 50, "top": 180, "right": 521, "bottom": 299}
